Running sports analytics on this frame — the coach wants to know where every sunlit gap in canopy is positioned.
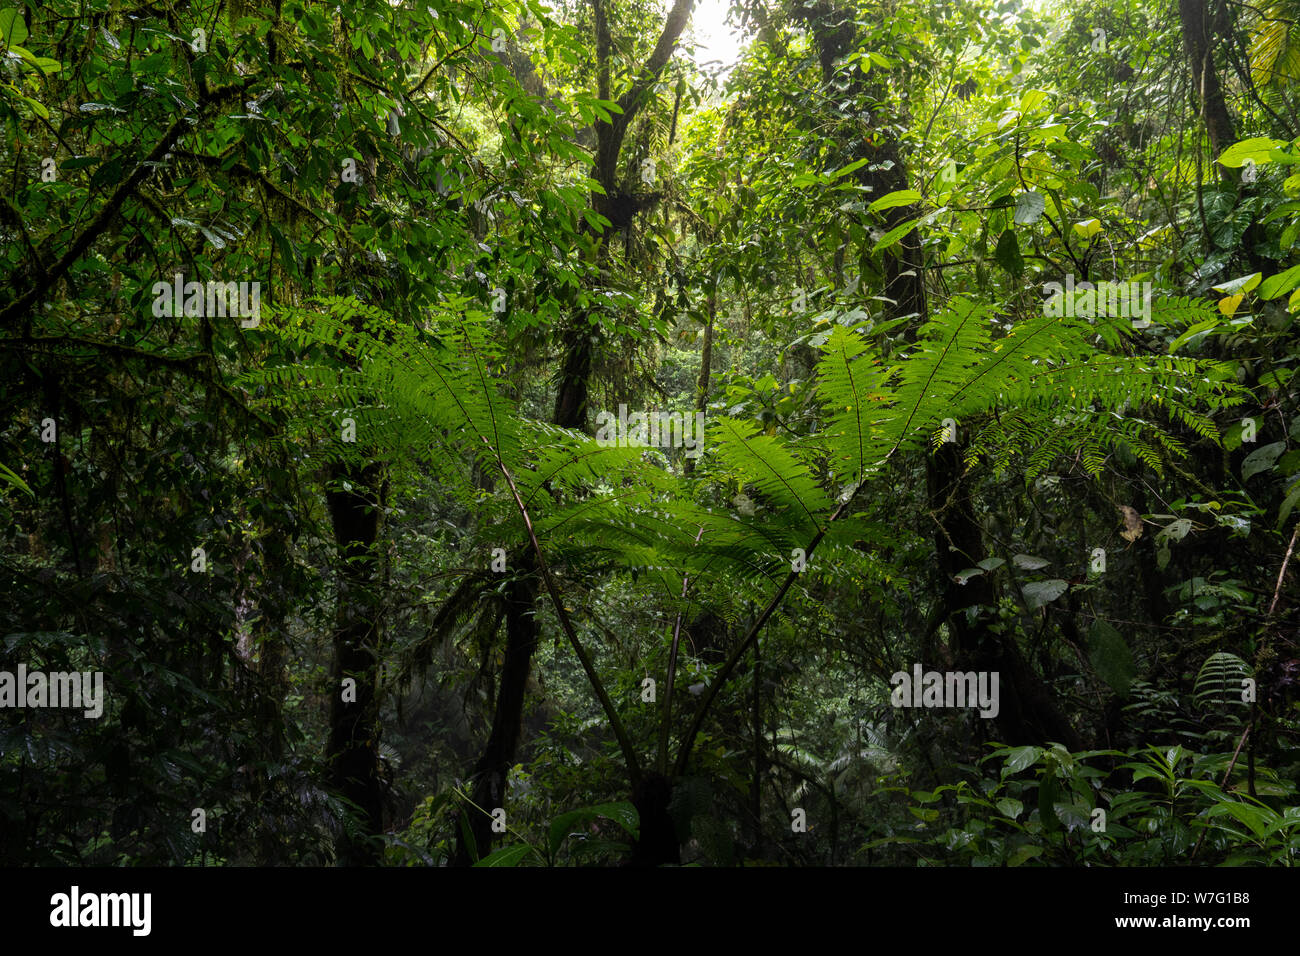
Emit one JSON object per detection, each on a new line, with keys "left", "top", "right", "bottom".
{"left": 685, "top": 0, "right": 745, "bottom": 75}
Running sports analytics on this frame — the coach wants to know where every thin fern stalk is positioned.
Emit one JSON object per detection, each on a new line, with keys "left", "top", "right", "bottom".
{"left": 487, "top": 435, "right": 644, "bottom": 786}
{"left": 672, "top": 491, "right": 856, "bottom": 778}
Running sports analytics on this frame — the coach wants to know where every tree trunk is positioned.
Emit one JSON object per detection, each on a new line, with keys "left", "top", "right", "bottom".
{"left": 1178, "top": 0, "right": 1237, "bottom": 175}
{"left": 927, "top": 444, "right": 1082, "bottom": 748}
{"left": 454, "top": 551, "right": 539, "bottom": 864}
{"left": 806, "top": 1, "right": 1080, "bottom": 750}
{"left": 325, "top": 461, "right": 386, "bottom": 865}
{"left": 552, "top": 0, "right": 695, "bottom": 435}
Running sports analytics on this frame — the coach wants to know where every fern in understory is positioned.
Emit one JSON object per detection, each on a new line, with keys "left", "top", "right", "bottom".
{"left": 236, "top": 291, "right": 1247, "bottom": 645}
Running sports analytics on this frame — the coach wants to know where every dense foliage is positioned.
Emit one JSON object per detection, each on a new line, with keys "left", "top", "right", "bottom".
{"left": 2, "top": 0, "right": 1299, "bottom": 866}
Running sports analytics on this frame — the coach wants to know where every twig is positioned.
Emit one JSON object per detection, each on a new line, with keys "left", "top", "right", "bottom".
{"left": 1267, "top": 523, "right": 1299, "bottom": 617}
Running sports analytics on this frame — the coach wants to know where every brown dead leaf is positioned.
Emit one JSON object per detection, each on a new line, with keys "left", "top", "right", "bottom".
{"left": 1119, "top": 505, "right": 1143, "bottom": 543}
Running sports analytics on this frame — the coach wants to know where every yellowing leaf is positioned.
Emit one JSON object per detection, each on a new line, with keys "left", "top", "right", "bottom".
{"left": 1219, "top": 293, "right": 1244, "bottom": 316}
{"left": 1072, "top": 218, "right": 1102, "bottom": 239}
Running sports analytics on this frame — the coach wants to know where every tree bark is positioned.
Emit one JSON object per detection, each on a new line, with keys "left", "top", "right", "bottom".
{"left": 325, "top": 461, "right": 386, "bottom": 865}
{"left": 1178, "top": 0, "right": 1237, "bottom": 179}
{"left": 454, "top": 551, "right": 540, "bottom": 864}
{"left": 552, "top": 0, "right": 695, "bottom": 432}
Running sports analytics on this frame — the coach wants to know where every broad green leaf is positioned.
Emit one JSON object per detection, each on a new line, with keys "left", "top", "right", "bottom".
{"left": 830, "top": 158, "right": 869, "bottom": 179}
{"left": 1169, "top": 318, "right": 1221, "bottom": 353}
{"left": 0, "top": 8, "right": 28, "bottom": 45}
{"left": 1004, "top": 746, "right": 1042, "bottom": 774}
{"left": 1212, "top": 272, "right": 1261, "bottom": 295}
{"left": 1218, "top": 293, "right": 1244, "bottom": 316}
{"left": 473, "top": 844, "right": 537, "bottom": 867}
{"left": 1019, "top": 88, "right": 1048, "bottom": 112}
{"left": 1013, "top": 191, "right": 1045, "bottom": 224}
{"left": 1277, "top": 481, "right": 1300, "bottom": 528}
{"left": 1242, "top": 441, "right": 1286, "bottom": 481}
{"left": 870, "top": 217, "right": 921, "bottom": 254}
{"left": 1072, "top": 218, "right": 1102, "bottom": 239}
{"left": 868, "top": 189, "right": 921, "bottom": 213}
{"left": 1217, "top": 137, "right": 1287, "bottom": 168}
{"left": 1258, "top": 264, "right": 1300, "bottom": 300}
{"left": 994, "top": 228, "right": 1023, "bottom": 277}
{"left": 1007, "top": 844, "right": 1044, "bottom": 865}
{"left": 548, "top": 801, "right": 639, "bottom": 856}
{"left": 1022, "top": 578, "right": 1069, "bottom": 608}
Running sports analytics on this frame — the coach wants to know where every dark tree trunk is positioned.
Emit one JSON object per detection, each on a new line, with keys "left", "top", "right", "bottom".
{"left": 553, "top": 324, "right": 595, "bottom": 430}
{"left": 928, "top": 444, "right": 1082, "bottom": 749}
{"left": 1179, "top": 0, "right": 1237, "bottom": 172}
{"left": 454, "top": 551, "right": 540, "bottom": 865}
{"left": 552, "top": 0, "right": 695, "bottom": 436}
{"left": 325, "top": 461, "right": 386, "bottom": 865}
{"left": 628, "top": 772, "right": 680, "bottom": 866}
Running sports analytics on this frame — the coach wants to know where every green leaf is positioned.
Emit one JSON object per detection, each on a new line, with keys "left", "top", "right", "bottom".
{"left": 473, "top": 844, "right": 537, "bottom": 867}
{"left": 1019, "top": 88, "right": 1048, "bottom": 112}
{"left": 994, "top": 228, "right": 1024, "bottom": 277}
{"left": 1013, "top": 191, "right": 1045, "bottom": 225}
{"left": 1072, "top": 218, "right": 1102, "bottom": 239}
{"left": 1007, "top": 844, "right": 1044, "bottom": 865}
{"left": 1258, "top": 265, "right": 1300, "bottom": 300}
{"left": 868, "top": 189, "right": 922, "bottom": 212}
{"left": 830, "top": 158, "right": 869, "bottom": 179}
{"left": 1211, "top": 272, "right": 1262, "bottom": 295}
{"left": 0, "top": 462, "right": 32, "bottom": 497}
{"left": 0, "top": 8, "right": 28, "bottom": 45}
{"left": 1169, "top": 318, "right": 1221, "bottom": 353}
{"left": 547, "top": 801, "right": 639, "bottom": 856}
{"left": 1242, "top": 441, "right": 1286, "bottom": 481}
{"left": 1205, "top": 801, "right": 1271, "bottom": 839}
{"left": 871, "top": 217, "right": 921, "bottom": 254}
{"left": 17, "top": 92, "right": 47, "bottom": 119}
{"left": 1217, "top": 137, "right": 1287, "bottom": 168}
{"left": 1004, "top": 746, "right": 1042, "bottom": 774}
{"left": 1277, "top": 481, "right": 1300, "bottom": 529}
{"left": 1022, "top": 578, "right": 1068, "bottom": 608}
